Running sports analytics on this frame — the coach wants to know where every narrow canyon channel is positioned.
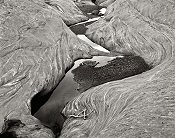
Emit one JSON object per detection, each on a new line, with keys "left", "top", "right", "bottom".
{"left": 32, "top": 17, "right": 120, "bottom": 135}
{"left": 1, "top": 1, "right": 174, "bottom": 138}
{"left": 31, "top": 16, "right": 151, "bottom": 136}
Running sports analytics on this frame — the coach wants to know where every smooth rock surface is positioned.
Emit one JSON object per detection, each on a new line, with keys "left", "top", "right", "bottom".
{"left": 0, "top": 0, "right": 109, "bottom": 137}
{"left": 60, "top": 0, "right": 175, "bottom": 137}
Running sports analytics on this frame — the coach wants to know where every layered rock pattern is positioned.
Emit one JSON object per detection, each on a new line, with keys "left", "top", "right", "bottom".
{"left": 60, "top": 0, "right": 175, "bottom": 137}
{"left": 86, "top": 0, "right": 174, "bottom": 66}
{"left": 44, "top": 0, "right": 88, "bottom": 25}
{"left": 0, "top": 0, "right": 107, "bottom": 137}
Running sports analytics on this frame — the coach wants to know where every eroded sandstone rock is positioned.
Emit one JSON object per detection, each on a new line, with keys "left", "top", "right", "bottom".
{"left": 43, "top": 0, "right": 88, "bottom": 25}
{"left": 60, "top": 0, "right": 175, "bottom": 137}
{"left": 0, "top": 0, "right": 108, "bottom": 137}
{"left": 86, "top": 0, "right": 175, "bottom": 66}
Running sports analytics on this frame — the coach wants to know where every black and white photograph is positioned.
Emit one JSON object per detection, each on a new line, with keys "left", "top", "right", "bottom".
{"left": 0, "top": 0, "right": 175, "bottom": 137}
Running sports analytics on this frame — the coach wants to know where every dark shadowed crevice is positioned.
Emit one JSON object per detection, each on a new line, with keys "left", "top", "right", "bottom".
{"left": 0, "top": 119, "right": 24, "bottom": 138}
{"left": 30, "top": 89, "right": 54, "bottom": 115}
{"left": 0, "top": 131, "right": 17, "bottom": 138}
{"left": 30, "top": 87, "right": 67, "bottom": 136}
{"left": 91, "top": 0, "right": 96, "bottom": 4}
{"left": 30, "top": 89, "right": 65, "bottom": 136}
{"left": 30, "top": 65, "right": 75, "bottom": 115}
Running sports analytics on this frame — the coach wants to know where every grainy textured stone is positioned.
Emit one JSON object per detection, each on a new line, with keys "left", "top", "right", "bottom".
{"left": 60, "top": 0, "right": 175, "bottom": 138}
{"left": 71, "top": 55, "right": 151, "bottom": 93}
{"left": 0, "top": 0, "right": 108, "bottom": 137}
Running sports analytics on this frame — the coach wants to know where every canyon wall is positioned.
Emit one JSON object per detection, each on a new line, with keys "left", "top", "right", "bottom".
{"left": 0, "top": 0, "right": 107, "bottom": 137}
{"left": 1, "top": 0, "right": 175, "bottom": 137}
{"left": 43, "top": 0, "right": 88, "bottom": 25}
{"left": 60, "top": 0, "right": 175, "bottom": 137}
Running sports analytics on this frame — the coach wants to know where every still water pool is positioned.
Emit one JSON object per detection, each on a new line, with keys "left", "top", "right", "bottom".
{"left": 33, "top": 35, "right": 118, "bottom": 134}
{"left": 49, "top": 55, "right": 117, "bottom": 104}
{"left": 33, "top": 11, "right": 151, "bottom": 136}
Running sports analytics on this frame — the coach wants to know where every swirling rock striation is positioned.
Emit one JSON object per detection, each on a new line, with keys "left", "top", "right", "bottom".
{"left": 86, "top": 0, "right": 174, "bottom": 67}
{"left": 60, "top": 0, "right": 175, "bottom": 138}
{"left": 43, "top": 0, "right": 88, "bottom": 26}
{"left": 0, "top": 0, "right": 107, "bottom": 137}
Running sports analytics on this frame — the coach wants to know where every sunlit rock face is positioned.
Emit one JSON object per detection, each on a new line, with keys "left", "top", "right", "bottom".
{"left": 86, "top": 0, "right": 174, "bottom": 67}
{"left": 0, "top": 0, "right": 105, "bottom": 137}
{"left": 60, "top": 0, "right": 175, "bottom": 138}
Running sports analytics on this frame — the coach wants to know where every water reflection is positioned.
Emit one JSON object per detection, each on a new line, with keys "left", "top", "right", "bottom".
{"left": 46, "top": 56, "right": 117, "bottom": 112}
{"left": 34, "top": 55, "right": 117, "bottom": 134}
{"left": 51, "top": 56, "right": 117, "bottom": 100}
